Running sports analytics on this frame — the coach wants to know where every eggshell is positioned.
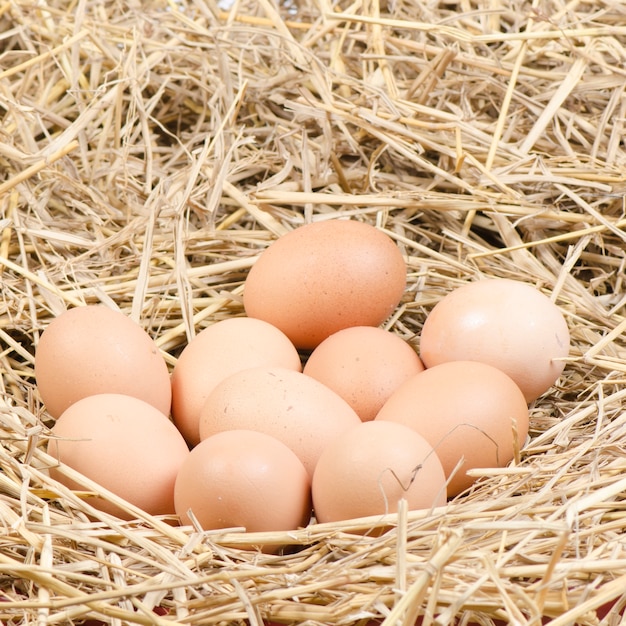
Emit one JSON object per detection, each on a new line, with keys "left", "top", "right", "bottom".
{"left": 303, "top": 326, "right": 425, "bottom": 422}
{"left": 311, "top": 420, "right": 447, "bottom": 524}
{"left": 243, "top": 219, "right": 407, "bottom": 350}
{"left": 198, "top": 366, "right": 362, "bottom": 477}
{"left": 174, "top": 429, "right": 311, "bottom": 550}
{"left": 170, "top": 317, "right": 302, "bottom": 446}
{"left": 419, "top": 278, "right": 570, "bottom": 402}
{"left": 47, "top": 394, "right": 190, "bottom": 519}
{"left": 375, "top": 360, "right": 529, "bottom": 497}
{"left": 34, "top": 305, "right": 171, "bottom": 419}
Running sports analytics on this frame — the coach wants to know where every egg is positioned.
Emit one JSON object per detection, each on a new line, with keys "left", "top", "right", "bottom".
{"left": 311, "top": 420, "right": 447, "bottom": 524}
{"left": 243, "top": 219, "right": 407, "bottom": 350}
{"left": 419, "top": 278, "right": 570, "bottom": 402}
{"left": 198, "top": 366, "right": 362, "bottom": 477}
{"left": 170, "top": 317, "right": 302, "bottom": 446}
{"left": 303, "top": 326, "right": 425, "bottom": 422}
{"left": 34, "top": 305, "right": 171, "bottom": 419}
{"left": 47, "top": 394, "right": 190, "bottom": 519}
{"left": 174, "top": 429, "right": 311, "bottom": 550}
{"left": 375, "top": 360, "right": 529, "bottom": 497}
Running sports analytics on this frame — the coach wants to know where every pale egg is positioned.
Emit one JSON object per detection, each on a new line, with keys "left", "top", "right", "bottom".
{"left": 419, "top": 278, "right": 570, "bottom": 402}
{"left": 47, "top": 393, "right": 190, "bottom": 519}
{"left": 312, "top": 420, "right": 447, "bottom": 524}
{"left": 198, "top": 365, "right": 362, "bottom": 477}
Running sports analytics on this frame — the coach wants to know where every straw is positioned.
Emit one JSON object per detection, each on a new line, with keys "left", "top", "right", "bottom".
{"left": 1, "top": 0, "right": 626, "bottom": 623}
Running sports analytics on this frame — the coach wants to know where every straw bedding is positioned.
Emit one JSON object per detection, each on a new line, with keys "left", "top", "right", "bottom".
{"left": 1, "top": 0, "right": 626, "bottom": 623}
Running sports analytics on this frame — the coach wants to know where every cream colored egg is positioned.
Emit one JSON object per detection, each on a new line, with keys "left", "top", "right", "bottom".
{"left": 419, "top": 278, "right": 570, "bottom": 402}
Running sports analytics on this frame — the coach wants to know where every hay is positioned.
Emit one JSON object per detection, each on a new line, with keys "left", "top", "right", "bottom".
{"left": 1, "top": 0, "right": 626, "bottom": 623}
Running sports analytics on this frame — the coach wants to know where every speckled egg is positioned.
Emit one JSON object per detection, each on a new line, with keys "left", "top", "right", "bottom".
{"left": 243, "top": 219, "right": 407, "bottom": 350}
{"left": 198, "top": 365, "right": 362, "bottom": 477}
{"left": 303, "top": 326, "right": 425, "bottom": 422}
{"left": 170, "top": 317, "right": 302, "bottom": 446}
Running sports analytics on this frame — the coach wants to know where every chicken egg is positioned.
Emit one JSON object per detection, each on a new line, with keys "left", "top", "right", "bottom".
{"left": 311, "top": 420, "right": 447, "bottom": 524}
{"left": 34, "top": 305, "right": 171, "bottom": 419}
{"left": 174, "top": 429, "right": 311, "bottom": 551}
{"left": 170, "top": 317, "right": 302, "bottom": 446}
{"left": 419, "top": 278, "right": 570, "bottom": 402}
{"left": 303, "top": 326, "right": 424, "bottom": 422}
{"left": 243, "top": 219, "right": 407, "bottom": 350}
{"left": 198, "top": 366, "right": 361, "bottom": 477}
{"left": 47, "top": 393, "right": 190, "bottom": 519}
{"left": 375, "top": 360, "right": 529, "bottom": 497}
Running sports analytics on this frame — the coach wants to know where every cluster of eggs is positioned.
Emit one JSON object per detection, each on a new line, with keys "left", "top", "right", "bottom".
{"left": 35, "top": 219, "right": 570, "bottom": 548}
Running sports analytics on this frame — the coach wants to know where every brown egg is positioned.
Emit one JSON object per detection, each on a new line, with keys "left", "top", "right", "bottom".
{"left": 47, "top": 394, "right": 190, "bottom": 519}
{"left": 311, "top": 420, "right": 447, "bottom": 524}
{"left": 419, "top": 278, "right": 570, "bottom": 402}
{"left": 34, "top": 305, "right": 171, "bottom": 419}
{"left": 375, "top": 360, "right": 529, "bottom": 497}
{"left": 198, "top": 366, "right": 362, "bottom": 477}
{"left": 174, "top": 429, "right": 311, "bottom": 550}
{"left": 170, "top": 317, "right": 302, "bottom": 446}
{"left": 303, "top": 326, "right": 425, "bottom": 422}
{"left": 243, "top": 219, "right": 407, "bottom": 350}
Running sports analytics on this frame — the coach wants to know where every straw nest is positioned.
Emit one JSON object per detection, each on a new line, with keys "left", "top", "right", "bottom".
{"left": 1, "top": 0, "right": 626, "bottom": 624}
